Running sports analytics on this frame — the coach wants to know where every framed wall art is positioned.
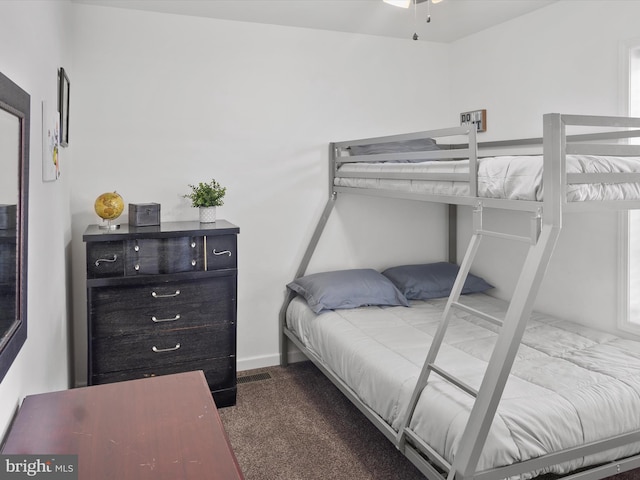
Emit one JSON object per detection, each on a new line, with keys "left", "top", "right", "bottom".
{"left": 58, "top": 67, "right": 70, "bottom": 147}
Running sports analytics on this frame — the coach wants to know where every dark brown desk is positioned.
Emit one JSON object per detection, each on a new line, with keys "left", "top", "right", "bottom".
{"left": 1, "top": 371, "right": 244, "bottom": 480}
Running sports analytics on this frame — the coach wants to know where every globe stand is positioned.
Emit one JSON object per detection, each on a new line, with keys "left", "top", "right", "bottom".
{"left": 98, "top": 219, "right": 120, "bottom": 230}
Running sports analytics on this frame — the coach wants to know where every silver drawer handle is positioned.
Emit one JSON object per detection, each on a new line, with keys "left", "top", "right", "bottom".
{"left": 95, "top": 254, "right": 118, "bottom": 267}
{"left": 151, "top": 314, "right": 181, "bottom": 323}
{"left": 152, "top": 343, "right": 181, "bottom": 353}
{"left": 212, "top": 249, "right": 232, "bottom": 256}
{"left": 151, "top": 289, "right": 181, "bottom": 298}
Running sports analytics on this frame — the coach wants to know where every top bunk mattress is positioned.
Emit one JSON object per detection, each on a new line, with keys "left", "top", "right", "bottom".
{"left": 286, "top": 292, "right": 640, "bottom": 477}
{"left": 335, "top": 154, "right": 640, "bottom": 201}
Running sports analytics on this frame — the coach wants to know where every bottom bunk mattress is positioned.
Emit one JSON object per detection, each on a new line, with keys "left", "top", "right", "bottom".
{"left": 286, "top": 293, "right": 640, "bottom": 477}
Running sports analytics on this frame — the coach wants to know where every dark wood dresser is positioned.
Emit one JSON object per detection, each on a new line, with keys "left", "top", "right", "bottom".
{"left": 83, "top": 220, "right": 239, "bottom": 407}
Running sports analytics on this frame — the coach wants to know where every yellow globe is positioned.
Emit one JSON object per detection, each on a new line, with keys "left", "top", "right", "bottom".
{"left": 94, "top": 191, "right": 124, "bottom": 221}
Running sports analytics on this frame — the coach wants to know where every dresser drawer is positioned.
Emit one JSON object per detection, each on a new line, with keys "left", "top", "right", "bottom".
{"left": 92, "top": 356, "right": 236, "bottom": 392}
{"left": 89, "top": 275, "right": 235, "bottom": 318}
{"left": 125, "top": 237, "right": 204, "bottom": 275}
{"left": 91, "top": 324, "right": 235, "bottom": 374}
{"left": 91, "top": 293, "right": 234, "bottom": 339}
{"left": 206, "top": 235, "right": 237, "bottom": 271}
{"left": 87, "top": 241, "right": 125, "bottom": 278}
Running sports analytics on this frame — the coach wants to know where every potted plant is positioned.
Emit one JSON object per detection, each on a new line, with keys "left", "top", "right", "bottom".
{"left": 183, "top": 179, "right": 226, "bottom": 223}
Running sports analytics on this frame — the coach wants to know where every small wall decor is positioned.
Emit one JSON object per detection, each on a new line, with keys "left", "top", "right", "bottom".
{"left": 58, "top": 67, "right": 70, "bottom": 147}
{"left": 42, "top": 101, "right": 60, "bottom": 182}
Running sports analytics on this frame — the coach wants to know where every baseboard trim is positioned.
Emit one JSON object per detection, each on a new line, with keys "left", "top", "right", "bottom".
{"left": 237, "top": 349, "right": 307, "bottom": 372}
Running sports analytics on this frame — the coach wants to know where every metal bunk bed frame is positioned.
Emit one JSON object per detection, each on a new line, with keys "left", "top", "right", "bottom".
{"left": 279, "top": 113, "right": 640, "bottom": 480}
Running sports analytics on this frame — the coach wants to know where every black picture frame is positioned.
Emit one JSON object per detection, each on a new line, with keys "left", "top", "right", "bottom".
{"left": 58, "top": 67, "right": 70, "bottom": 147}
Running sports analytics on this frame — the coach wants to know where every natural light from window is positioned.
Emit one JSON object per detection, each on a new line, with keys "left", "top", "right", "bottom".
{"left": 627, "top": 44, "right": 640, "bottom": 328}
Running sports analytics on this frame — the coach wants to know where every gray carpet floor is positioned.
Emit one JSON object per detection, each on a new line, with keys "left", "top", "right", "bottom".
{"left": 218, "top": 361, "right": 640, "bottom": 480}
{"left": 219, "top": 361, "right": 424, "bottom": 479}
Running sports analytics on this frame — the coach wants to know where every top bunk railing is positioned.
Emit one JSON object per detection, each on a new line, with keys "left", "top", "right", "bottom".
{"left": 330, "top": 113, "right": 640, "bottom": 213}
{"left": 549, "top": 114, "right": 640, "bottom": 214}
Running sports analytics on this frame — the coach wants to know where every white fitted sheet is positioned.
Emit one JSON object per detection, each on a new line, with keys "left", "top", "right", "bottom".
{"left": 286, "top": 293, "right": 640, "bottom": 477}
{"left": 335, "top": 155, "right": 640, "bottom": 201}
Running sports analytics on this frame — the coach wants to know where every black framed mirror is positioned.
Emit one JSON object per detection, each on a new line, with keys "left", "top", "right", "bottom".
{"left": 0, "top": 71, "right": 29, "bottom": 382}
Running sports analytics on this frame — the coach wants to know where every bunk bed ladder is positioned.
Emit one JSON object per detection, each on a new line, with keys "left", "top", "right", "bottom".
{"left": 449, "top": 214, "right": 561, "bottom": 480}
{"left": 396, "top": 203, "right": 491, "bottom": 446}
{"left": 398, "top": 114, "right": 565, "bottom": 480}
{"left": 397, "top": 202, "right": 540, "bottom": 435}
{"left": 397, "top": 205, "right": 561, "bottom": 479}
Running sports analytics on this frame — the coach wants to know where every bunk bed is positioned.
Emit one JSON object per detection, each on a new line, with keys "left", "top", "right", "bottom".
{"left": 279, "top": 114, "right": 640, "bottom": 480}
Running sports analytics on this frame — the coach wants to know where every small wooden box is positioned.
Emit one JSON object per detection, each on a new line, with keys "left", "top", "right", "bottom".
{"left": 129, "top": 203, "right": 160, "bottom": 227}
{"left": 0, "top": 204, "right": 17, "bottom": 230}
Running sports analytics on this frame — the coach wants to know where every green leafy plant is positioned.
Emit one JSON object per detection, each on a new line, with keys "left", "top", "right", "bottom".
{"left": 183, "top": 179, "right": 227, "bottom": 208}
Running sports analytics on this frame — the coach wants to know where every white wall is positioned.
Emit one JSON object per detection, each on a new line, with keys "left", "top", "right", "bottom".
{"left": 0, "top": 0, "right": 73, "bottom": 439}
{"left": 450, "top": 1, "right": 640, "bottom": 331}
{"left": 69, "top": 4, "right": 452, "bottom": 381}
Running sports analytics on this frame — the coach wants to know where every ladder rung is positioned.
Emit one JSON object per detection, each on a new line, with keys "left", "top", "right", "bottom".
{"left": 429, "top": 363, "right": 478, "bottom": 397}
{"left": 476, "top": 229, "right": 532, "bottom": 244}
{"left": 452, "top": 301, "right": 504, "bottom": 327}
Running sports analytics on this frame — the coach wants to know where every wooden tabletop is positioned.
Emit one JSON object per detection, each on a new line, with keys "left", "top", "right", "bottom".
{"left": 2, "top": 371, "right": 244, "bottom": 480}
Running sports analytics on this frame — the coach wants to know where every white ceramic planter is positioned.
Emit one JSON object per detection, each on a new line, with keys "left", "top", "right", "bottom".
{"left": 199, "top": 206, "right": 216, "bottom": 223}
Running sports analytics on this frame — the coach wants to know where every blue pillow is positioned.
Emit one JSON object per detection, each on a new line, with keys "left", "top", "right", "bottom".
{"left": 349, "top": 138, "right": 440, "bottom": 155}
{"left": 382, "top": 262, "right": 493, "bottom": 301}
{"left": 348, "top": 138, "right": 440, "bottom": 163}
{"left": 287, "top": 269, "right": 409, "bottom": 314}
